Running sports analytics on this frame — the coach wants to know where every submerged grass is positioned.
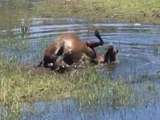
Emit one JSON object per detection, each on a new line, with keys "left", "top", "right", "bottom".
{"left": 0, "top": 58, "right": 135, "bottom": 119}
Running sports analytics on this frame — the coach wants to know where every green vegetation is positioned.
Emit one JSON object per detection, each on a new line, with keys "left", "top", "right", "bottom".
{"left": 34, "top": 0, "right": 160, "bottom": 23}
{"left": 0, "top": 0, "right": 32, "bottom": 30}
{"left": 0, "top": 58, "right": 135, "bottom": 119}
{"left": 0, "top": 0, "right": 160, "bottom": 31}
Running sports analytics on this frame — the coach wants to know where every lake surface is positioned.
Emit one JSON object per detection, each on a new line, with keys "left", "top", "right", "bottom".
{"left": 0, "top": 18, "right": 160, "bottom": 120}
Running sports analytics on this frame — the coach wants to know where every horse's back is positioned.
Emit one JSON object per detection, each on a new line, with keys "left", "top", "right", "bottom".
{"left": 54, "top": 33, "right": 86, "bottom": 53}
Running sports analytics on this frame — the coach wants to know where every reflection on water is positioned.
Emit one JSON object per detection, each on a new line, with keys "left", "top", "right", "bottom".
{"left": 0, "top": 18, "right": 160, "bottom": 119}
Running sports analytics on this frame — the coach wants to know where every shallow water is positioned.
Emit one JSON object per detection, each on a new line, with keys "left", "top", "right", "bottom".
{"left": 21, "top": 99, "right": 160, "bottom": 120}
{"left": 0, "top": 18, "right": 160, "bottom": 119}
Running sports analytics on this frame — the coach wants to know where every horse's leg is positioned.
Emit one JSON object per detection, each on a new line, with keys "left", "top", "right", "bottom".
{"left": 94, "top": 29, "right": 104, "bottom": 45}
{"left": 37, "top": 61, "right": 43, "bottom": 67}
{"left": 39, "top": 42, "right": 65, "bottom": 68}
{"left": 50, "top": 42, "right": 65, "bottom": 69}
{"left": 63, "top": 51, "right": 74, "bottom": 65}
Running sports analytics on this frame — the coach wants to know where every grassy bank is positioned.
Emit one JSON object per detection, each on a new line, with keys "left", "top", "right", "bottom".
{"left": 0, "top": 58, "right": 135, "bottom": 119}
{"left": 34, "top": 0, "right": 160, "bottom": 23}
{"left": 0, "top": 0, "right": 160, "bottom": 30}
{"left": 0, "top": 0, "right": 33, "bottom": 30}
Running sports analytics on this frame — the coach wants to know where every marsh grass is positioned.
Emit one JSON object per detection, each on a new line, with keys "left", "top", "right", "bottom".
{"left": 0, "top": 57, "right": 135, "bottom": 119}
{"left": 34, "top": 0, "right": 160, "bottom": 23}
{"left": 1, "top": 0, "right": 160, "bottom": 33}
{"left": 0, "top": 0, "right": 33, "bottom": 33}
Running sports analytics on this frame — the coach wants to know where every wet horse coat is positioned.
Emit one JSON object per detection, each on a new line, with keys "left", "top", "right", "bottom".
{"left": 38, "top": 30, "right": 118, "bottom": 73}
{"left": 40, "top": 33, "right": 96, "bottom": 68}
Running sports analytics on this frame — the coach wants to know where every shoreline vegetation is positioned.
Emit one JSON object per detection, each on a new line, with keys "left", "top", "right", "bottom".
{"left": 34, "top": 0, "right": 160, "bottom": 24}
{"left": 0, "top": 59, "right": 135, "bottom": 119}
{"left": 0, "top": 0, "right": 160, "bottom": 29}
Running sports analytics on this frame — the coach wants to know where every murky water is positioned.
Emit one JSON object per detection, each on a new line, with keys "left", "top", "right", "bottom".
{"left": 0, "top": 18, "right": 160, "bottom": 120}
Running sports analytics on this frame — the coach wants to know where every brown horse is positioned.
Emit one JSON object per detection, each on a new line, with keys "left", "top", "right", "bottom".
{"left": 38, "top": 29, "right": 104, "bottom": 70}
{"left": 37, "top": 30, "right": 120, "bottom": 73}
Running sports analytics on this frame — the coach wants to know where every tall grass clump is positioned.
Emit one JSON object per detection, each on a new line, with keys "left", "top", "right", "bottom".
{"left": 70, "top": 67, "right": 135, "bottom": 108}
{"left": 0, "top": 57, "right": 135, "bottom": 119}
